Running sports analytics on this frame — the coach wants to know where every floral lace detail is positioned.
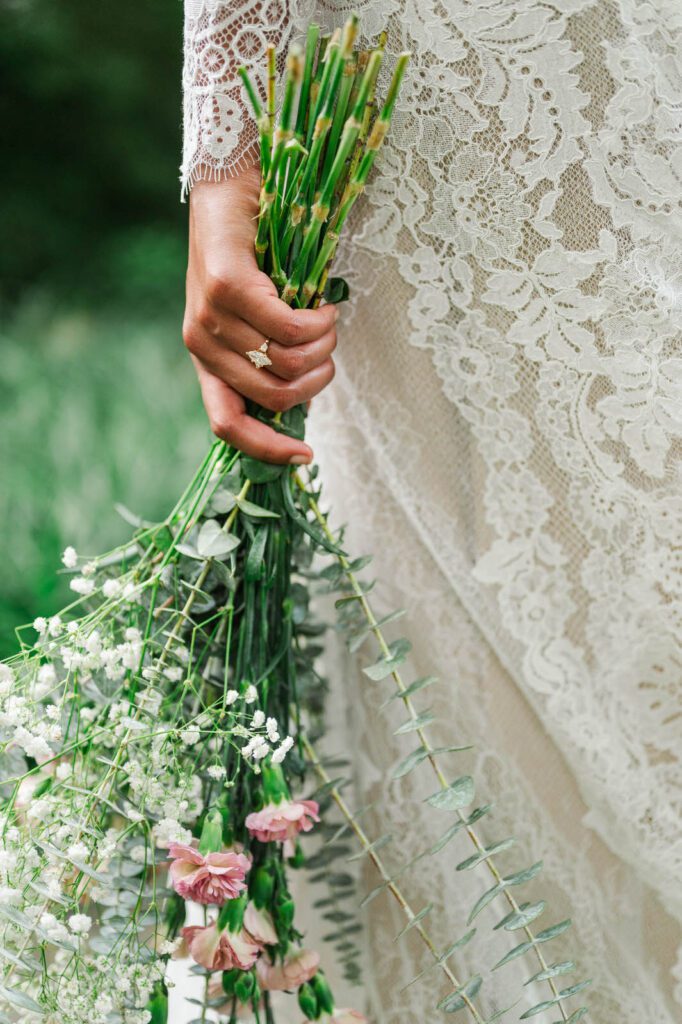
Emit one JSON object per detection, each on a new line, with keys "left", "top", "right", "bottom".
{"left": 181, "top": 0, "right": 296, "bottom": 196}
{"left": 182, "top": 0, "right": 682, "bottom": 1018}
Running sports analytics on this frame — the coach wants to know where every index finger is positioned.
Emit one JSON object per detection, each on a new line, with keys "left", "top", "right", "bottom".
{"left": 234, "top": 273, "right": 339, "bottom": 347}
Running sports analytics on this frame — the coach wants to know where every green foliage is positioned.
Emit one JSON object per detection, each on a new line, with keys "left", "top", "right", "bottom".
{"left": 0, "top": 0, "right": 184, "bottom": 305}
{"left": 0, "top": 298, "right": 205, "bottom": 657}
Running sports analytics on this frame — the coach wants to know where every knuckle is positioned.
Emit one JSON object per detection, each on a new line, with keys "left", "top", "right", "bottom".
{"left": 280, "top": 312, "right": 305, "bottom": 345}
{"left": 208, "top": 415, "right": 234, "bottom": 442}
{"left": 281, "top": 348, "right": 306, "bottom": 378}
{"left": 196, "top": 303, "right": 217, "bottom": 333}
{"left": 268, "top": 385, "right": 296, "bottom": 413}
{"left": 205, "top": 270, "right": 234, "bottom": 307}
{"left": 182, "top": 319, "right": 203, "bottom": 356}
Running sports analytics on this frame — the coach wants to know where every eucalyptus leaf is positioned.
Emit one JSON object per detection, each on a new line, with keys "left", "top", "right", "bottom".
{"left": 236, "top": 497, "right": 280, "bottom": 519}
{"left": 196, "top": 520, "right": 240, "bottom": 558}
{"left": 468, "top": 881, "right": 506, "bottom": 924}
{"left": 456, "top": 837, "right": 515, "bottom": 871}
{"left": 346, "top": 834, "right": 392, "bottom": 861}
{"left": 492, "top": 940, "right": 533, "bottom": 971}
{"left": 381, "top": 674, "right": 437, "bottom": 707}
{"left": 0, "top": 985, "right": 44, "bottom": 1015}
{"left": 524, "top": 962, "right": 575, "bottom": 985}
{"left": 394, "top": 903, "right": 432, "bottom": 942}
{"left": 437, "top": 975, "right": 483, "bottom": 1013}
{"left": 426, "top": 775, "right": 474, "bottom": 811}
{"left": 362, "top": 638, "right": 411, "bottom": 680}
{"left": 553, "top": 1010, "right": 588, "bottom": 1024}
{"left": 394, "top": 710, "right": 435, "bottom": 735}
{"left": 534, "top": 919, "right": 572, "bottom": 942}
{"left": 392, "top": 746, "right": 429, "bottom": 779}
{"left": 504, "top": 860, "right": 543, "bottom": 887}
{"left": 240, "top": 457, "right": 284, "bottom": 483}
{"left": 501, "top": 900, "right": 546, "bottom": 930}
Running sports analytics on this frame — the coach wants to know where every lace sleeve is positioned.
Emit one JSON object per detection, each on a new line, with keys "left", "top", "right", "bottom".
{"left": 181, "top": 1, "right": 294, "bottom": 199}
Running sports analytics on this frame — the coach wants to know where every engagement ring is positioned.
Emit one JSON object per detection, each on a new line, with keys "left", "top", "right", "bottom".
{"left": 245, "top": 340, "right": 272, "bottom": 369}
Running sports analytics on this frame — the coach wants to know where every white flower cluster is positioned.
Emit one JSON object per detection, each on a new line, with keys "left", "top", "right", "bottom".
{"left": 239, "top": 710, "right": 294, "bottom": 767}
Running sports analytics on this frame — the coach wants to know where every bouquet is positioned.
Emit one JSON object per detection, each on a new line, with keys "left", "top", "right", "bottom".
{"left": 0, "top": 16, "right": 590, "bottom": 1024}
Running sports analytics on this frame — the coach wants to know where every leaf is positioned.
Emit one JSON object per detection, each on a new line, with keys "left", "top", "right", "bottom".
{"left": 534, "top": 919, "right": 572, "bottom": 942}
{"left": 501, "top": 900, "right": 546, "bottom": 931}
{"left": 484, "top": 1004, "right": 518, "bottom": 1023}
{"left": 196, "top": 520, "right": 241, "bottom": 558}
{"left": 456, "top": 838, "right": 515, "bottom": 871}
{"left": 208, "top": 487, "right": 238, "bottom": 513}
{"left": 468, "top": 881, "right": 506, "bottom": 924}
{"left": 399, "top": 930, "right": 476, "bottom": 993}
{"left": 520, "top": 1000, "right": 558, "bottom": 1019}
{"left": 323, "top": 276, "right": 350, "bottom": 304}
{"left": 437, "top": 975, "right": 483, "bottom": 1013}
{"left": 245, "top": 528, "right": 268, "bottom": 582}
{"left": 236, "top": 497, "right": 280, "bottom": 518}
{"left": 0, "top": 986, "right": 44, "bottom": 1015}
{"left": 426, "top": 775, "right": 474, "bottom": 811}
{"left": 346, "top": 834, "right": 392, "bottom": 861}
{"left": 381, "top": 675, "right": 437, "bottom": 707}
{"left": 394, "top": 903, "right": 432, "bottom": 941}
{"left": 175, "top": 542, "right": 200, "bottom": 559}
{"left": 429, "top": 806, "right": 489, "bottom": 855}
{"left": 558, "top": 981, "right": 592, "bottom": 999}
{"left": 394, "top": 710, "right": 435, "bottom": 735}
{"left": 392, "top": 746, "right": 429, "bottom": 779}
{"left": 240, "top": 458, "right": 284, "bottom": 483}
{"left": 363, "top": 638, "right": 412, "bottom": 681}
{"left": 493, "top": 941, "right": 533, "bottom": 971}
{"left": 360, "top": 882, "right": 389, "bottom": 908}
{"left": 553, "top": 1010, "right": 588, "bottom": 1024}
{"left": 504, "top": 861, "right": 543, "bottom": 887}
{"left": 524, "top": 962, "right": 575, "bottom": 986}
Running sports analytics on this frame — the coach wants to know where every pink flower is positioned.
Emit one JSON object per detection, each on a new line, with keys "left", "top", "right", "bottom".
{"left": 182, "top": 922, "right": 260, "bottom": 971}
{"left": 244, "top": 903, "right": 278, "bottom": 946}
{"left": 256, "top": 948, "right": 320, "bottom": 991}
{"left": 168, "top": 842, "right": 251, "bottom": 905}
{"left": 245, "top": 800, "right": 320, "bottom": 844}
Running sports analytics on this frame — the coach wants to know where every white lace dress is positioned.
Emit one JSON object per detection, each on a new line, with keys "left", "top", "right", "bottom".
{"left": 181, "top": 3, "right": 682, "bottom": 1021}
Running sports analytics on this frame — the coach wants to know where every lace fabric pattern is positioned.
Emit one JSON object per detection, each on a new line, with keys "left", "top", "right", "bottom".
{"left": 181, "top": 0, "right": 682, "bottom": 1018}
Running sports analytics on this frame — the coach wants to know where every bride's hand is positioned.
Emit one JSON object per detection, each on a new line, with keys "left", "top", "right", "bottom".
{"left": 183, "top": 165, "right": 338, "bottom": 464}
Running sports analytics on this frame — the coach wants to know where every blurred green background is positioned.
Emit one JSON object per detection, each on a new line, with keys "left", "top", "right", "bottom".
{"left": 0, "top": 0, "right": 208, "bottom": 656}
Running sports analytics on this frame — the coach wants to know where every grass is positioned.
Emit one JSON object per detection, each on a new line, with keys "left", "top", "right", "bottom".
{"left": 0, "top": 295, "right": 208, "bottom": 657}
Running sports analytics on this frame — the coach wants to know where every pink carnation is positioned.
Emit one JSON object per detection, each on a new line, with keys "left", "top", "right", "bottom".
{"left": 244, "top": 903, "right": 278, "bottom": 946}
{"left": 245, "top": 800, "right": 320, "bottom": 844}
{"left": 256, "top": 948, "right": 320, "bottom": 991}
{"left": 182, "top": 922, "right": 260, "bottom": 971}
{"left": 168, "top": 842, "right": 251, "bottom": 905}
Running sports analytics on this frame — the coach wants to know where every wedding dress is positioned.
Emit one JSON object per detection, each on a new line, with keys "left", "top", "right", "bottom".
{"left": 181, "top": 2, "right": 682, "bottom": 1021}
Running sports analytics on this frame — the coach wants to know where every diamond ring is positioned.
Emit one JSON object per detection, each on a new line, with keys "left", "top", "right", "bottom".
{"left": 245, "top": 340, "right": 273, "bottom": 369}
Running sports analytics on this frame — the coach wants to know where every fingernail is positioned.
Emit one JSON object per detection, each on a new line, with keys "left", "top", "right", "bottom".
{"left": 289, "top": 454, "right": 312, "bottom": 465}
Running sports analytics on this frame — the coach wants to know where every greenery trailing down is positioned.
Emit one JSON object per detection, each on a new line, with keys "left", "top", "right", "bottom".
{"left": 0, "top": 15, "right": 591, "bottom": 1024}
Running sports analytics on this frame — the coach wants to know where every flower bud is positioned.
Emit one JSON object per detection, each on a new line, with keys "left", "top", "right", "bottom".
{"left": 275, "top": 892, "right": 295, "bottom": 930}
{"left": 217, "top": 894, "right": 247, "bottom": 933}
{"left": 250, "top": 865, "right": 275, "bottom": 908}
{"left": 221, "top": 969, "right": 241, "bottom": 996}
{"left": 235, "top": 968, "right": 256, "bottom": 1003}
{"left": 287, "top": 840, "right": 306, "bottom": 868}
{"left": 312, "top": 972, "right": 334, "bottom": 1013}
{"left": 198, "top": 808, "right": 224, "bottom": 855}
{"left": 261, "top": 762, "right": 289, "bottom": 803}
{"left": 298, "top": 982, "right": 319, "bottom": 1019}
{"left": 147, "top": 981, "right": 168, "bottom": 1024}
